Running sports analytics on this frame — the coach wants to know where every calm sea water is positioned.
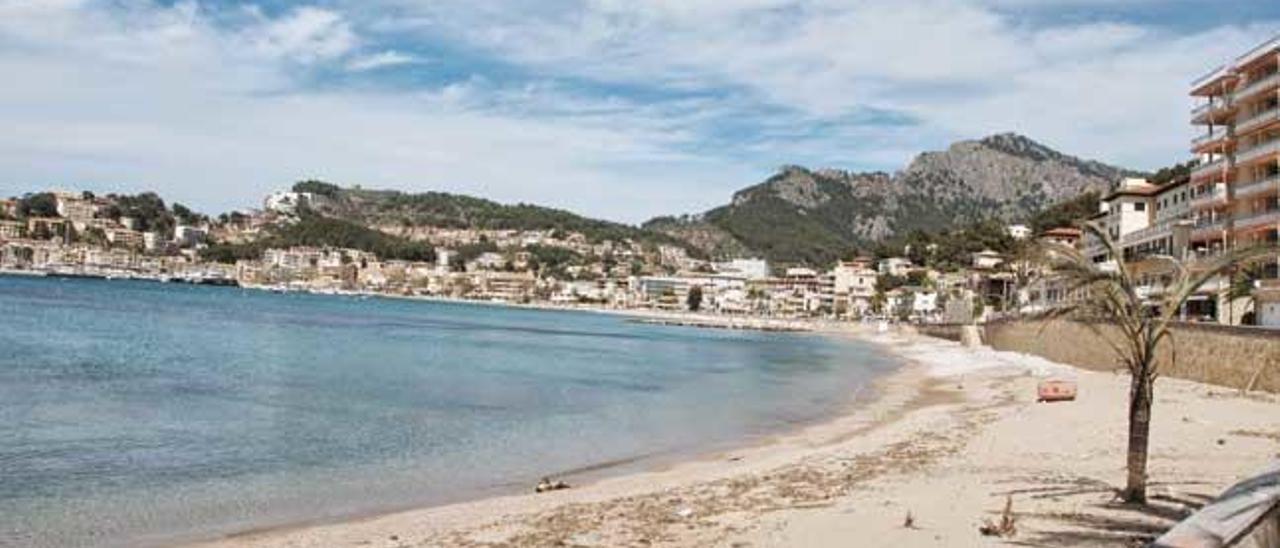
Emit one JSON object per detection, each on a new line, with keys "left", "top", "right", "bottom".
{"left": 0, "top": 276, "right": 900, "bottom": 547}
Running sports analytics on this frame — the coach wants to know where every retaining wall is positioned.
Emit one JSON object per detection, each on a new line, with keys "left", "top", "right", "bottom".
{"left": 978, "top": 319, "right": 1280, "bottom": 394}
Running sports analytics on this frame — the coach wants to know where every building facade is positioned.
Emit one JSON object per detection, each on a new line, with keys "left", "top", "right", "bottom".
{"left": 1190, "top": 35, "right": 1280, "bottom": 323}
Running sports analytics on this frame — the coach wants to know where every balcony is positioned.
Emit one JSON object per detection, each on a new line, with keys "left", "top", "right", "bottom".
{"left": 1236, "top": 104, "right": 1280, "bottom": 135}
{"left": 1192, "top": 100, "right": 1235, "bottom": 124}
{"left": 1233, "top": 70, "right": 1280, "bottom": 102}
{"left": 1191, "top": 157, "right": 1228, "bottom": 179}
{"left": 1233, "top": 205, "right": 1280, "bottom": 231}
{"left": 1192, "top": 216, "right": 1228, "bottom": 238}
{"left": 1234, "top": 174, "right": 1280, "bottom": 200}
{"left": 1191, "top": 128, "right": 1230, "bottom": 149}
{"left": 1122, "top": 221, "right": 1185, "bottom": 247}
{"left": 1237, "top": 138, "right": 1280, "bottom": 165}
{"left": 1190, "top": 183, "right": 1229, "bottom": 208}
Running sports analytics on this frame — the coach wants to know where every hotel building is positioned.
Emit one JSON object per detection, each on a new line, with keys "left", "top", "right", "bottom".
{"left": 1188, "top": 34, "right": 1280, "bottom": 324}
{"left": 1081, "top": 176, "right": 1217, "bottom": 317}
{"left": 1190, "top": 35, "right": 1280, "bottom": 262}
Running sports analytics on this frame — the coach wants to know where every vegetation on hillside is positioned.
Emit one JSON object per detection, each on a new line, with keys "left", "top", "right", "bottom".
{"left": 15, "top": 192, "right": 59, "bottom": 218}
{"left": 100, "top": 192, "right": 177, "bottom": 235}
{"left": 292, "top": 180, "right": 342, "bottom": 197}
{"left": 202, "top": 214, "right": 435, "bottom": 264}
{"left": 874, "top": 219, "right": 1018, "bottom": 272}
{"left": 1147, "top": 160, "right": 1196, "bottom": 186}
{"left": 1030, "top": 191, "right": 1100, "bottom": 233}
{"left": 305, "top": 184, "right": 700, "bottom": 255}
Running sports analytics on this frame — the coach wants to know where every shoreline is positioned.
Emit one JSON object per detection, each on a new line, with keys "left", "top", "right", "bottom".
{"left": 191, "top": 326, "right": 925, "bottom": 548}
{"left": 191, "top": 328, "right": 1280, "bottom": 547}
{"left": 2, "top": 273, "right": 848, "bottom": 334}
{"left": 175, "top": 324, "right": 899, "bottom": 547}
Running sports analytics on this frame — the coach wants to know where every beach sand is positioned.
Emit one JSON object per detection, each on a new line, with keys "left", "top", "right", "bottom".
{"left": 194, "top": 329, "right": 1280, "bottom": 547}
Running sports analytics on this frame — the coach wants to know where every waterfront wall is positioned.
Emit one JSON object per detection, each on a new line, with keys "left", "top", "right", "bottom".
{"left": 978, "top": 319, "right": 1280, "bottom": 394}
{"left": 916, "top": 324, "right": 964, "bottom": 342}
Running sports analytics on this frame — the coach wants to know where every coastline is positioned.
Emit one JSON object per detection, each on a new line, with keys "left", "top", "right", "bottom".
{"left": 191, "top": 328, "right": 1280, "bottom": 548}
{"left": 189, "top": 324, "right": 922, "bottom": 548}
{"left": 1, "top": 271, "right": 844, "bottom": 334}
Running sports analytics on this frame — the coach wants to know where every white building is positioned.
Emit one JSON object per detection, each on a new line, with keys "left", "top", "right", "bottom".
{"left": 878, "top": 257, "right": 913, "bottom": 277}
{"left": 54, "top": 192, "right": 98, "bottom": 225}
{"left": 469, "top": 252, "right": 507, "bottom": 271}
{"left": 435, "top": 248, "right": 453, "bottom": 272}
{"left": 173, "top": 225, "right": 207, "bottom": 248}
{"left": 911, "top": 289, "right": 939, "bottom": 316}
{"left": 714, "top": 258, "right": 770, "bottom": 280}
{"left": 1006, "top": 224, "right": 1032, "bottom": 240}
{"left": 829, "top": 261, "right": 877, "bottom": 317}
{"left": 264, "top": 191, "right": 325, "bottom": 215}
{"left": 972, "top": 249, "right": 1004, "bottom": 270}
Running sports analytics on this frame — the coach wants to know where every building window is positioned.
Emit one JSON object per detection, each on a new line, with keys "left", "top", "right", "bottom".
{"left": 1134, "top": 202, "right": 1146, "bottom": 211}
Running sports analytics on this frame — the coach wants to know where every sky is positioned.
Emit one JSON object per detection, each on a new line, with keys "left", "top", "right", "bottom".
{"left": 1, "top": 1, "right": 1279, "bottom": 223}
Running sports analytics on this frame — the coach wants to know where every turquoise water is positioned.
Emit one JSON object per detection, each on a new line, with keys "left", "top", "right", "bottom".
{"left": 0, "top": 276, "right": 900, "bottom": 547}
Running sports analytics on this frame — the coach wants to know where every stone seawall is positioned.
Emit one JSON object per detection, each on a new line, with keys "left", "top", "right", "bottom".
{"left": 979, "top": 319, "right": 1280, "bottom": 394}
{"left": 916, "top": 324, "right": 964, "bottom": 343}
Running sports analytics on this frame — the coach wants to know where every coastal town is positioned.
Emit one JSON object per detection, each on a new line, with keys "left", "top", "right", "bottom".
{"left": 0, "top": 184, "right": 1071, "bottom": 321}
{"left": 7, "top": 34, "right": 1280, "bottom": 333}
{"left": 5, "top": 169, "right": 1280, "bottom": 328}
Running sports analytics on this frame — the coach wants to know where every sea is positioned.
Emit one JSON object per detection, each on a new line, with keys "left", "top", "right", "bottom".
{"left": 0, "top": 275, "right": 901, "bottom": 547}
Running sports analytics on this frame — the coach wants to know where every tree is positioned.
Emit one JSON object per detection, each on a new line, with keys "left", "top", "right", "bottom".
{"left": 108, "top": 192, "right": 174, "bottom": 235}
{"left": 1228, "top": 263, "right": 1265, "bottom": 325}
{"left": 870, "top": 290, "right": 886, "bottom": 315}
{"left": 1035, "top": 222, "right": 1276, "bottom": 503}
{"left": 172, "top": 203, "right": 205, "bottom": 225}
{"left": 1031, "top": 191, "right": 1101, "bottom": 233}
{"left": 1147, "top": 160, "right": 1196, "bottom": 187}
{"left": 18, "top": 192, "right": 58, "bottom": 218}
{"left": 687, "top": 285, "right": 704, "bottom": 312}
{"left": 895, "top": 291, "right": 915, "bottom": 322}
{"left": 292, "top": 180, "right": 341, "bottom": 197}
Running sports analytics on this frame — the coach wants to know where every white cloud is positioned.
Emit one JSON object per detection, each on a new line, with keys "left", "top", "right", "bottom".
{"left": 0, "top": 1, "right": 754, "bottom": 222}
{"left": 346, "top": 50, "right": 419, "bottom": 71}
{"left": 2, "top": 0, "right": 1279, "bottom": 224}
{"left": 245, "top": 6, "right": 357, "bottom": 63}
{"left": 370, "top": 0, "right": 1279, "bottom": 171}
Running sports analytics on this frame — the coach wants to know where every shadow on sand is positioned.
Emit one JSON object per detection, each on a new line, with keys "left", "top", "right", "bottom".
{"left": 982, "top": 475, "right": 1217, "bottom": 547}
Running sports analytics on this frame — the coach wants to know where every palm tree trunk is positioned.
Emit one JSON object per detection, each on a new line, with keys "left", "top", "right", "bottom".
{"left": 1123, "top": 367, "right": 1154, "bottom": 504}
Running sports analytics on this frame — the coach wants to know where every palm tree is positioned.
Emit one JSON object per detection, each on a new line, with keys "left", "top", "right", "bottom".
{"left": 1034, "top": 221, "right": 1276, "bottom": 504}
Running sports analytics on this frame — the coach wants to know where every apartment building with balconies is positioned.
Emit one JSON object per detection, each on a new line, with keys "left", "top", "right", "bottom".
{"left": 1189, "top": 34, "right": 1280, "bottom": 323}
{"left": 1191, "top": 35, "right": 1280, "bottom": 253}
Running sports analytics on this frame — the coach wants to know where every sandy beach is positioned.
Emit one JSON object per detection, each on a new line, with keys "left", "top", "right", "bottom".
{"left": 193, "top": 328, "right": 1280, "bottom": 548}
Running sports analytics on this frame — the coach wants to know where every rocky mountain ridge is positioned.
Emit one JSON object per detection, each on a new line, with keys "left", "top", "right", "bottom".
{"left": 644, "top": 133, "right": 1137, "bottom": 266}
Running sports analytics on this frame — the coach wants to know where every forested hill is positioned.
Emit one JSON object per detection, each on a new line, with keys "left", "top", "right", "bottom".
{"left": 293, "top": 181, "right": 695, "bottom": 252}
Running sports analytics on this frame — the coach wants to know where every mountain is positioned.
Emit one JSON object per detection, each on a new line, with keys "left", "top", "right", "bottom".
{"left": 643, "top": 133, "right": 1137, "bottom": 266}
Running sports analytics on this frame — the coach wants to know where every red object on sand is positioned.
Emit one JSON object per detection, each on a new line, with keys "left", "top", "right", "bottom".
{"left": 1037, "top": 379, "right": 1077, "bottom": 402}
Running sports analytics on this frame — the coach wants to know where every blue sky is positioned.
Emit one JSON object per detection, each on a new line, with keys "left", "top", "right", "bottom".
{"left": 1, "top": 1, "right": 1278, "bottom": 223}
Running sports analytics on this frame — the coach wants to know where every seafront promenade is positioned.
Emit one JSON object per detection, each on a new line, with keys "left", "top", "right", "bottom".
{"left": 193, "top": 328, "right": 1280, "bottom": 547}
